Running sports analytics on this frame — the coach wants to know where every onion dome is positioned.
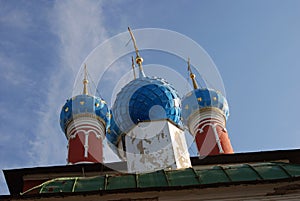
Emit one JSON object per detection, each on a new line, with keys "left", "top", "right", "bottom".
{"left": 110, "top": 76, "right": 182, "bottom": 145}
{"left": 182, "top": 88, "right": 229, "bottom": 125}
{"left": 181, "top": 58, "right": 229, "bottom": 125}
{"left": 60, "top": 94, "right": 110, "bottom": 133}
{"left": 60, "top": 65, "right": 110, "bottom": 134}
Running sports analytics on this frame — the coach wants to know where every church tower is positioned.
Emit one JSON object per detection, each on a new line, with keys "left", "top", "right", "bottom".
{"left": 182, "top": 59, "right": 234, "bottom": 156}
{"left": 60, "top": 65, "right": 110, "bottom": 164}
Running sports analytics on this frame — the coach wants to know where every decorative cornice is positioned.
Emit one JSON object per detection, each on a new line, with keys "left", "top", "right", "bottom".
{"left": 64, "top": 113, "right": 106, "bottom": 135}
{"left": 188, "top": 107, "right": 226, "bottom": 136}
{"left": 66, "top": 116, "right": 105, "bottom": 140}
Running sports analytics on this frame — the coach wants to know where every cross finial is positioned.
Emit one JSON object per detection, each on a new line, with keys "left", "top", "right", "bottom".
{"left": 187, "top": 58, "right": 198, "bottom": 89}
{"left": 83, "top": 64, "right": 89, "bottom": 95}
{"left": 131, "top": 56, "right": 136, "bottom": 80}
{"left": 128, "top": 27, "right": 145, "bottom": 78}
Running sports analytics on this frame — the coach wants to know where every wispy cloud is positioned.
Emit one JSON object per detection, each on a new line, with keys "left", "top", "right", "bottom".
{"left": 0, "top": 4, "right": 32, "bottom": 30}
{"left": 0, "top": 3, "right": 38, "bottom": 194}
{"left": 0, "top": 2, "right": 129, "bottom": 193}
{"left": 0, "top": 52, "right": 33, "bottom": 87}
{"left": 51, "top": 0, "right": 107, "bottom": 74}
{"left": 27, "top": 0, "right": 122, "bottom": 165}
{"left": 0, "top": 3, "right": 34, "bottom": 87}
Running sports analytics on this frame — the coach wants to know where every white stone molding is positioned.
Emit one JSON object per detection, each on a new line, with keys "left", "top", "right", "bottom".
{"left": 188, "top": 108, "right": 226, "bottom": 136}
{"left": 66, "top": 116, "right": 105, "bottom": 159}
{"left": 188, "top": 108, "right": 226, "bottom": 154}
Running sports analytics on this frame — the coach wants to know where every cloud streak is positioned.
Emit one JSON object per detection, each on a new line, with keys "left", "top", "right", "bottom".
{"left": 28, "top": 0, "right": 114, "bottom": 166}
{"left": 0, "top": 1, "right": 130, "bottom": 194}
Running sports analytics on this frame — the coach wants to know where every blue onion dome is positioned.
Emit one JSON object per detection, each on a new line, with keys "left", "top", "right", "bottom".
{"left": 182, "top": 88, "right": 229, "bottom": 125}
{"left": 106, "top": 111, "right": 123, "bottom": 146}
{"left": 60, "top": 94, "right": 110, "bottom": 133}
{"left": 111, "top": 76, "right": 182, "bottom": 141}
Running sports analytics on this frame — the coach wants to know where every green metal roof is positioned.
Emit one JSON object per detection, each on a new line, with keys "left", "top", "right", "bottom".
{"left": 21, "top": 162, "right": 300, "bottom": 195}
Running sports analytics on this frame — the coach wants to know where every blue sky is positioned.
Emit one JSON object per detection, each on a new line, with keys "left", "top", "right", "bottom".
{"left": 1, "top": 0, "right": 300, "bottom": 195}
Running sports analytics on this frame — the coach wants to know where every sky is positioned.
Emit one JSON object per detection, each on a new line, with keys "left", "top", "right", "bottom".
{"left": 1, "top": 0, "right": 300, "bottom": 195}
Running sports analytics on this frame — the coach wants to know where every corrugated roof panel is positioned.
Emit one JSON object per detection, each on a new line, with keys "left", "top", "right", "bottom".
{"left": 196, "top": 166, "right": 230, "bottom": 184}
{"left": 280, "top": 163, "right": 300, "bottom": 177}
{"left": 106, "top": 174, "right": 136, "bottom": 190}
{"left": 138, "top": 170, "right": 168, "bottom": 188}
{"left": 74, "top": 176, "right": 105, "bottom": 192}
{"left": 225, "top": 164, "right": 262, "bottom": 182}
{"left": 166, "top": 168, "right": 199, "bottom": 186}
{"left": 253, "top": 164, "right": 290, "bottom": 180}
{"left": 40, "top": 178, "right": 75, "bottom": 193}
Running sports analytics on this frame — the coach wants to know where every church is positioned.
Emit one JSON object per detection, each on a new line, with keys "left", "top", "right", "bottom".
{"left": 1, "top": 28, "right": 300, "bottom": 201}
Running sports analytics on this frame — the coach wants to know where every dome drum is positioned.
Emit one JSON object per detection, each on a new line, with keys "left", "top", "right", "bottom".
{"left": 187, "top": 107, "right": 227, "bottom": 137}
